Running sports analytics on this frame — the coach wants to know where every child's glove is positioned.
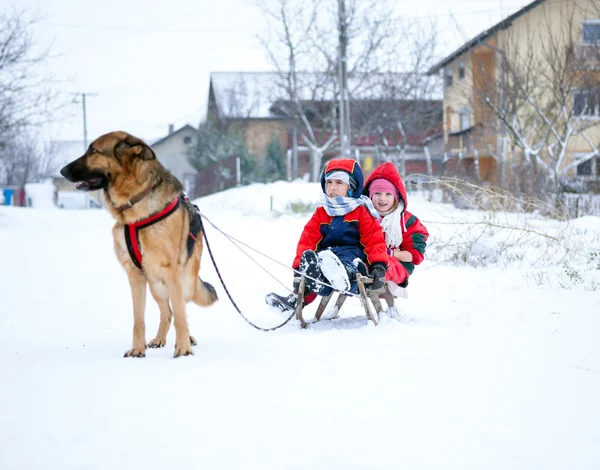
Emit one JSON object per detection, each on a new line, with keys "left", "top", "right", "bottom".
{"left": 368, "top": 263, "right": 387, "bottom": 291}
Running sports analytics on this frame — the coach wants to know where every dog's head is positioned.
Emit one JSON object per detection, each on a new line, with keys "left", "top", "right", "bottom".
{"left": 60, "top": 131, "right": 156, "bottom": 191}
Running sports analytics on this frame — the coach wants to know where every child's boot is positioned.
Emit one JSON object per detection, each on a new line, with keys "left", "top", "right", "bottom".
{"left": 299, "top": 250, "right": 326, "bottom": 294}
{"left": 318, "top": 249, "right": 351, "bottom": 292}
{"left": 265, "top": 292, "right": 300, "bottom": 313}
{"left": 354, "top": 258, "right": 369, "bottom": 277}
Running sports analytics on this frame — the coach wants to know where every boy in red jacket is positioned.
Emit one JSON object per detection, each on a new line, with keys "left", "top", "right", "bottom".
{"left": 363, "top": 162, "right": 429, "bottom": 295}
{"left": 266, "top": 158, "right": 388, "bottom": 313}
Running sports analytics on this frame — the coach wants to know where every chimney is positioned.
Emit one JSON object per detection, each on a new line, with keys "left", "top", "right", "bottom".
{"left": 168, "top": 124, "right": 174, "bottom": 135}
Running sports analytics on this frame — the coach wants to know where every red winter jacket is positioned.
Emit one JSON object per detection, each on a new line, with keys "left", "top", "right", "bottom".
{"left": 292, "top": 205, "right": 389, "bottom": 269}
{"left": 364, "top": 162, "right": 429, "bottom": 284}
{"left": 292, "top": 158, "right": 388, "bottom": 270}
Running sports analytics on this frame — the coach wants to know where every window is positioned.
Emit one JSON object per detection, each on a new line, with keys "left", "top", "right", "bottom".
{"left": 183, "top": 136, "right": 192, "bottom": 144}
{"left": 577, "top": 158, "right": 592, "bottom": 176}
{"left": 573, "top": 88, "right": 600, "bottom": 117}
{"left": 445, "top": 68, "right": 453, "bottom": 87}
{"left": 459, "top": 107, "right": 471, "bottom": 131}
{"left": 575, "top": 153, "right": 599, "bottom": 177}
{"left": 583, "top": 20, "right": 600, "bottom": 44}
{"left": 458, "top": 61, "right": 465, "bottom": 80}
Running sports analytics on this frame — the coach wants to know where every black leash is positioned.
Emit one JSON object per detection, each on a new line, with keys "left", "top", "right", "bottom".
{"left": 198, "top": 210, "right": 360, "bottom": 298}
{"left": 197, "top": 211, "right": 296, "bottom": 332}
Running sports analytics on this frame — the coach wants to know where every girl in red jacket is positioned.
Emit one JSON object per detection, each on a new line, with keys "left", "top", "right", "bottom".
{"left": 266, "top": 158, "right": 389, "bottom": 313}
{"left": 363, "top": 162, "right": 429, "bottom": 295}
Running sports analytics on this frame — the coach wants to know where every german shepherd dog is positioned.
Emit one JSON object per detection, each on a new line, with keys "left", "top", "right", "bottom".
{"left": 60, "top": 131, "right": 218, "bottom": 358}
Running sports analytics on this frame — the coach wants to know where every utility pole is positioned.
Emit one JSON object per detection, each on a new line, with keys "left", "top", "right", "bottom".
{"left": 338, "top": 0, "right": 352, "bottom": 159}
{"left": 72, "top": 92, "right": 98, "bottom": 151}
{"left": 71, "top": 92, "right": 98, "bottom": 209}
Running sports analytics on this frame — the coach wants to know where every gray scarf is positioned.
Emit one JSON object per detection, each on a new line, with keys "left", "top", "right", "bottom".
{"left": 320, "top": 194, "right": 380, "bottom": 218}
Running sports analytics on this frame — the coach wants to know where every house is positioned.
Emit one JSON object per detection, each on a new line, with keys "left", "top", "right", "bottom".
{"left": 427, "top": 0, "right": 600, "bottom": 189}
{"left": 207, "top": 71, "right": 443, "bottom": 182}
{"left": 207, "top": 72, "right": 289, "bottom": 163}
{"left": 48, "top": 129, "right": 201, "bottom": 205}
{"left": 151, "top": 124, "right": 199, "bottom": 197}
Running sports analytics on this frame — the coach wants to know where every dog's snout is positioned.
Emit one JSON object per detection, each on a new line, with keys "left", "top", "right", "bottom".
{"left": 60, "top": 162, "right": 72, "bottom": 179}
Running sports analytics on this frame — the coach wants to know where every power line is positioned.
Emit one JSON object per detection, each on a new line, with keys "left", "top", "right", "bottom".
{"left": 44, "top": 3, "right": 532, "bottom": 34}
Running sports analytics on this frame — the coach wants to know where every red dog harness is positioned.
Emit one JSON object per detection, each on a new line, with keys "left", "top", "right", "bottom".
{"left": 124, "top": 196, "right": 180, "bottom": 270}
{"left": 121, "top": 191, "right": 203, "bottom": 270}
{"left": 123, "top": 194, "right": 202, "bottom": 270}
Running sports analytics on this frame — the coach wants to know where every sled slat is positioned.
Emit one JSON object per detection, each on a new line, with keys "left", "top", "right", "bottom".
{"left": 357, "top": 274, "right": 378, "bottom": 325}
{"left": 293, "top": 274, "right": 401, "bottom": 328}
{"left": 315, "top": 294, "right": 332, "bottom": 321}
{"left": 295, "top": 277, "right": 307, "bottom": 328}
{"left": 368, "top": 291, "right": 384, "bottom": 314}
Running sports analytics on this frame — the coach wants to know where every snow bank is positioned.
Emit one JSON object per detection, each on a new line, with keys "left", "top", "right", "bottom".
{"left": 24, "top": 181, "right": 57, "bottom": 209}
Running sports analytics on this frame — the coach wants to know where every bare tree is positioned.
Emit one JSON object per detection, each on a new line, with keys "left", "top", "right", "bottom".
{"left": 0, "top": 9, "right": 56, "bottom": 146}
{"left": 0, "top": 133, "right": 57, "bottom": 185}
{"left": 256, "top": 0, "right": 427, "bottom": 181}
{"left": 348, "top": 17, "right": 441, "bottom": 178}
{"left": 256, "top": 0, "right": 334, "bottom": 181}
{"left": 0, "top": 7, "right": 63, "bottom": 187}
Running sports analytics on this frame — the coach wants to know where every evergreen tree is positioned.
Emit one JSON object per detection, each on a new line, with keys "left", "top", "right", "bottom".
{"left": 263, "top": 134, "right": 286, "bottom": 182}
{"left": 188, "top": 120, "right": 263, "bottom": 185}
{"left": 188, "top": 120, "right": 226, "bottom": 172}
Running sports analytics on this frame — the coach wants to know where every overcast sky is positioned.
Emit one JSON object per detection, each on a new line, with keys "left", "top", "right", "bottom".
{"left": 2, "top": 0, "right": 531, "bottom": 146}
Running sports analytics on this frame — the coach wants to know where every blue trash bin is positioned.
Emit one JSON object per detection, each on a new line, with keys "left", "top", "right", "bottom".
{"left": 4, "top": 189, "right": 14, "bottom": 206}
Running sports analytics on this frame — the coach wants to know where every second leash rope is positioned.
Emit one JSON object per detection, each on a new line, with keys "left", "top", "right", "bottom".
{"left": 198, "top": 213, "right": 296, "bottom": 332}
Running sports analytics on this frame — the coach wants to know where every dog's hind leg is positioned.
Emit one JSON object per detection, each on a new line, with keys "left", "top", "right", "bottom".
{"left": 147, "top": 280, "right": 173, "bottom": 348}
{"left": 167, "top": 268, "right": 194, "bottom": 358}
{"left": 124, "top": 271, "right": 148, "bottom": 358}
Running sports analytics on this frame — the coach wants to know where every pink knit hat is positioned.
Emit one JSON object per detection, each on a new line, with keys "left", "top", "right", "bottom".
{"left": 368, "top": 178, "right": 399, "bottom": 200}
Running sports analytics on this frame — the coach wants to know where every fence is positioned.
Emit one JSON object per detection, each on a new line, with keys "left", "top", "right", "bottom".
{"left": 561, "top": 193, "right": 600, "bottom": 219}
{"left": 194, "top": 155, "right": 239, "bottom": 198}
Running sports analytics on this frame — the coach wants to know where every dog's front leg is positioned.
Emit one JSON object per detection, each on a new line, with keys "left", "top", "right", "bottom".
{"left": 124, "top": 271, "right": 148, "bottom": 358}
{"left": 167, "top": 269, "right": 193, "bottom": 358}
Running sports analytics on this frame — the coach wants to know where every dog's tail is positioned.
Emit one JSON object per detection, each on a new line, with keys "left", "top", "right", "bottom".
{"left": 194, "top": 277, "right": 218, "bottom": 307}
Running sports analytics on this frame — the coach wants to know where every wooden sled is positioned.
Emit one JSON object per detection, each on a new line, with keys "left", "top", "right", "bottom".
{"left": 294, "top": 273, "right": 402, "bottom": 328}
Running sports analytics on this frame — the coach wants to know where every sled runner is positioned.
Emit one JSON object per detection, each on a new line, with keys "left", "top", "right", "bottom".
{"left": 294, "top": 273, "right": 402, "bottom": 328}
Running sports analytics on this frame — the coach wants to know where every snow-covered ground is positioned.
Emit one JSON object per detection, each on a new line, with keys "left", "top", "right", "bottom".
{"left": 1, "top": 181, "right": 599, "bottom": 470}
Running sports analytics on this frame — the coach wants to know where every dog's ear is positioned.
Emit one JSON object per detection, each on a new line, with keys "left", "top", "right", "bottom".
{"left": 115, "top": 134, "right": 156, "bottom": 161}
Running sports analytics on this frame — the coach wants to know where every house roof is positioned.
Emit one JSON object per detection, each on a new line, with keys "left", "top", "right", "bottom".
{"left": 210, "top": 72, "right": 284, "bottom": 120}
{"left": 209, "top": 71, "right": 442, "bottom": 120}
{"left": 151, "top": 124, "right": 197, "bottom": 147}
{"left": 426, "top": 0, "right": 546, "bottom": 75}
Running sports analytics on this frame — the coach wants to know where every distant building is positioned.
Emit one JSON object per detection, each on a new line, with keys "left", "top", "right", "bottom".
{"left": 426, "top": 0, "right": 600, "bottom": 186}
{"left": 151, "top": 124, "right": 199, "bottom": 197}
{"left": 207, "top": 71, "right": 443, "bottom": 182}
